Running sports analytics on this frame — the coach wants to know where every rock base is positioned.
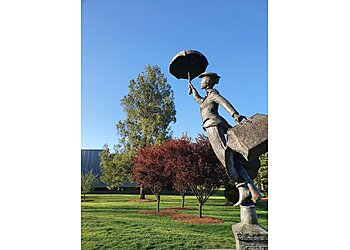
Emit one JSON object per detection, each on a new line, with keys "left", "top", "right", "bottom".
{"left": 232, "top": 223, "right": 268, "bottom": 250}
{"left": 232, "top": 205, "right": 268, "bottom": 250}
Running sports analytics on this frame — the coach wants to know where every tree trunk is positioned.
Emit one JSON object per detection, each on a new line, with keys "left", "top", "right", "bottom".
{"left": 83, "top": 193, "right": 86, "bottom": 201}
{"left": 139, "top": 187, "right": 146, "bottom": 199}
{"left": 199, "top": 203, "right": 203, "bottom": 218}
{"left": 157, "top": 194, "right": 161, "bottom": 212}
{"left": 181, "top": 194, "right": 185, "bottom": 208}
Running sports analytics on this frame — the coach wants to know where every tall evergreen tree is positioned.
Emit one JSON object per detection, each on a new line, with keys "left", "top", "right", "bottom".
{"left": 115, "top": 65, "right": 176, "bottom": 198}
{"left": 117, "top": 65, "right": 176, "bottom": 151}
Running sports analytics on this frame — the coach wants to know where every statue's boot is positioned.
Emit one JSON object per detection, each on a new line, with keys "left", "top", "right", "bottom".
{"left": 233, "top": 183, "right": 251, "bottom": 206}
{"left": 236, "top": 164, "right": 261, "bottom": 203}
{"left": 225, "top": 147, "right": 261, "bottom": 204}
{"left": 247, "top": 182, "right": 262, "bottom": 203}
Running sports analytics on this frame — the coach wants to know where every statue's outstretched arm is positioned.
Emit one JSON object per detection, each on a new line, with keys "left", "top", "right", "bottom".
{"left": 211, "top": 91, "right": 246, "bottom": 124}
{"left": 211, "top": 91, "right": 238, "bottom": 116}
{"left": 188, "top": 83, "right": 204, "bottom": 104}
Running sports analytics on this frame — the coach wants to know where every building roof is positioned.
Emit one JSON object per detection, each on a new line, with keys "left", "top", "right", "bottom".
{"left": 81, "top": 149, "right": 104, "bottom": 188}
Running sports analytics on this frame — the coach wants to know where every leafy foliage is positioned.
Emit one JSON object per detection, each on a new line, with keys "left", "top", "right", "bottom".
{"left": 189, "top": 135, "right": 227, "bottom": 217}
{"left": 130, "top": 130, "right": 231, "bottom": 217}
{"left": 81, "top": 170, "right": 97, "bottom": 201}
{"left": 133, "top": 144, "right": 171, "bottom": 211}
{"left": 100, "top": 144, "right": 133, "bottom": 190}
{"left": 162, "top": 135, "right": 194, "bottom": 208}
{"left": 132, "top": 134, "right": 227, "bottom": 216}
{"left": 116, "top": 65, "right": 176, "bottom": 153}
{"left": 254, "top": 153, "right": 268, "bottom": 197}
{"left": 109, "top": 65, "right": 176, "bottom": 198}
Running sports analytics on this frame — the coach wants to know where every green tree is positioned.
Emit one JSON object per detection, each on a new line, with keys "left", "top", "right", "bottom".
{"left": 117, "top": 65, "right": 176, "bottom": 151}
{"left": 100, "top": 144, "right": 133, "bottom": 190}
{"left": 81, "top": 170, "right": 97, "bottom": 201}
{"left": 254, "top": 153, "right": 268, "bottom": 197}
{"left": 110, "top": 65, "right": 176, "bottom": 198}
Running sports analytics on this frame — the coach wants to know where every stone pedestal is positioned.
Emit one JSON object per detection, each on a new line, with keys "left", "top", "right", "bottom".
{"left": 232, "top": 205, "right": 268, "bottom": 250}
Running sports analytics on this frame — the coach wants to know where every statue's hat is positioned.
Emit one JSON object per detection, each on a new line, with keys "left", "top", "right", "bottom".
{"left": 198, "top": 72, "right": 221, "bottom": 78}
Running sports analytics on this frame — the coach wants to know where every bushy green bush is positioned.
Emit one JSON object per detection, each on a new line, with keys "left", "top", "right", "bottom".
{"left": 81, "top": 170, "right": 97, "bottom": 201}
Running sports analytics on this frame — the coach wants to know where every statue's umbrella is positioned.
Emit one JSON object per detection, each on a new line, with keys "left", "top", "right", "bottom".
{"left": 169, "top": 50, "right": 209, "bottom": 94}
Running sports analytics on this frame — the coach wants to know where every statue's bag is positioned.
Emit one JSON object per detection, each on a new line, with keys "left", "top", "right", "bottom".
{"left": 226, "top": 113, "right": 268, "bottom": 161}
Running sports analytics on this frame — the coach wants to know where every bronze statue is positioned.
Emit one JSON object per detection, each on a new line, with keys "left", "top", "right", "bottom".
{"left": 188, "top": 72, "right": 261, "bottom": 206}
{"left": 169, "top": 51, "right": 268, "bottom": 250}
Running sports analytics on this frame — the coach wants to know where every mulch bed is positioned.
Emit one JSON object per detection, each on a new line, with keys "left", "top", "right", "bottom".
{"left": 224, "top": 202, "right": 235, "bottom": 206}
{"left": 129, "top": 199, "right": 157, "bottom": 203}
{"left": 139, "top": 207, "right": 224, "bottom": 224}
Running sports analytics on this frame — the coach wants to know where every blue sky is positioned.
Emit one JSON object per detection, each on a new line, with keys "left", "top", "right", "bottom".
{"left": 3, "top": 1, "right": 350, "bottom": 246}
{"left": 82, "top": 0, "right": 268, "bottom": 150}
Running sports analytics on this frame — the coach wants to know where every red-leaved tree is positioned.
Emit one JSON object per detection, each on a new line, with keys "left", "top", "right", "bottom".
{"left": 162, "top": 136, "right": 193, "bottom": 208}
{"left": 132, "top": 144, "right": 171, "bottom": 212}
{"left": 164, "top": 134, "right": 227, "bottom": 217}
{"left": 133, "top": 135, "right": 226, "bottom": 217}
{"left": 190, "top": 134, "right": 227, "bottom": 218}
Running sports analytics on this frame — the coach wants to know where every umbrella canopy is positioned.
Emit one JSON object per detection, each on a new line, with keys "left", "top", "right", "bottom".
{"left": 169, "top": 50, "right": 209, "bottom": 81}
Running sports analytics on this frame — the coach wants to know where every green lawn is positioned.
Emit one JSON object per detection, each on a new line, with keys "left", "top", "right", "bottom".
{"left": 81, "top": 193, "right": 268, "bottom": 250}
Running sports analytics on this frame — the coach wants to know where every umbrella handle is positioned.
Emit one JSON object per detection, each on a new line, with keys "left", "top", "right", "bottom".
{"left": 184, "top": 51, "right": 192, "bottom": 94}
{"left": 187, "top": 71, "right": 192, "bottom": 95}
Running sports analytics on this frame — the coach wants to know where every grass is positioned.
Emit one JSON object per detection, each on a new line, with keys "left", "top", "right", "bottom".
{"left": 81, "top": 193, "right": 268, "bottom": 250}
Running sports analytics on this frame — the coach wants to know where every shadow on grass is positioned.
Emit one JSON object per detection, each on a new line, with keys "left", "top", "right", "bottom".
{"left": 82, "top": 207, "right": 142, "bottom": 213}
{"left": 82, "top": 206, "right": 183, "bottom": 214}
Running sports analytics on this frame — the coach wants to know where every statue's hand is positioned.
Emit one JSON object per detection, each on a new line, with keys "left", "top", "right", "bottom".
{"left": 233, "top": 113, "right": 247, "bottom": 125}
{"left": 188, "top": 82, "right": 194, "bottom": 95}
